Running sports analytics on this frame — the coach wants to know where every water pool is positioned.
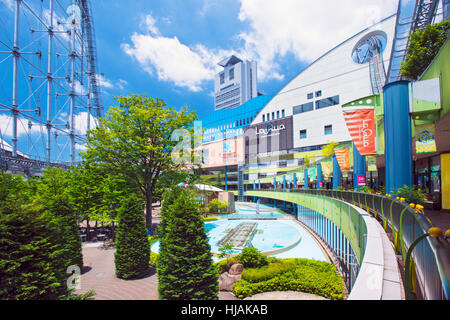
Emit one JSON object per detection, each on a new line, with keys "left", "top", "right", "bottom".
{"left": 150, "top": 219, "right": 328, "bottom": 262}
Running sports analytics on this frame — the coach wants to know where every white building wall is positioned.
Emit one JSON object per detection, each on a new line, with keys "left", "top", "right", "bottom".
{"left": 251, "top": 15, "right": 396, "bottom": 149}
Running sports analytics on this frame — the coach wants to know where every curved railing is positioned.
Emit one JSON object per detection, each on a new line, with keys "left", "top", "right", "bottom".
{"left": 247, "top": 188, "right": 449, "bottom": 300}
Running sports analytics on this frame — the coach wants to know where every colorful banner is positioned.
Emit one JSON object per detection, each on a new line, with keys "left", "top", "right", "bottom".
{"left": 320, "top": 161, "right": 332, "bottom": 178}
{"left": 415, "top": 123, "right": 437, "bottom": 154}
{"left": 367, "top": 155, "right": 377, "bottom": 172}
{"left": 334, "top": 147, "right": 350, "bottom": 172}
{"left": 342, "top": 107, "right": 376, "bottom": 155}
{"left": 308, "top": 167, "right": 317, "bottom": 181}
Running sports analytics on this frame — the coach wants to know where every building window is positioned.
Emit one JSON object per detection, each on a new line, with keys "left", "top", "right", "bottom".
{"left": 300, "top": 129, "right": 307, "bottom": 139}
{"left": 235, "top": 120, "right": 238, "bottom": 127}
{"left": 293, "top": 102, "right": 314, "bottom": 115}
{"left": 276, "top": 110, "right": 280, "bottom": 119}
{"left": 262, "top": 114, "right": 265, "bottom": 122}
{"left": 324, "top": 125, "right": 332, "bottom": 135}
{"left": 316, "top": 90, "right": 322, "bottom": 98}
{"left": 229, "top": 68, "right": 234, "bottom": 80}
{"left": 267, "top": 113, "right": 270, "bottom": 121}
{"left": 282, "top": 109, "right": 285, "bottom": 118}
{"left": 220, "top": 73, "right": 225, "bottom": 84}
{"left": 307, "top": 92, "right": 313, "bottom": 99}
{"left": 272, "top": 112, "right": 275, "bottom": 120}
{"left": 316, "top": 95, "right": 340, "bottom": 109}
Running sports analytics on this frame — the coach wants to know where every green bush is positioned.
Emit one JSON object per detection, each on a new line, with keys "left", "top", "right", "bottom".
{"left": 232, "top": 258, "right": 344, "bottom": 300}
{"left": 241, "top": 261, "right": 296, "bottom": 283}
{"left": 206, "top": 199, "right": 228, "bottom": 215}
{"left": 359, "top": 186, "right": 374, "bottom": 193}
{"left": 149, "top": 252, "right": 158, "bottom": 268}
{"left": 114, "top": 194, "right": 150, "bottom": 279}
{"left": 401, "top": 19, "right": 450, "bottom": 80}
{"left": 395, "top": 185, "right": 426, "bottom": 205}
{"left": 202, "top": 216, "right": 219, "bottom": 221}
{"left": 214, "top": 258, "right": 238, "bottom": 274}
{"left": 235, "top": 248, "right": 268, "bottom": 268}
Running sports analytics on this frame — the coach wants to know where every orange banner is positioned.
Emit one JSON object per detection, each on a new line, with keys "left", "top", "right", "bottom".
{"left": 342, "top": 108, "right": 376, "bottom": 155}
{"left": 334, "top": 147, "right": 350, "bottom": 172}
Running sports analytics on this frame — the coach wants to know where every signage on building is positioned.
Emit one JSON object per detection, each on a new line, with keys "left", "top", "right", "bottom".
{"left": 357, "top": 175, "right": 366, "bottom": 186}
{"left": 415, "top": 123, "right": 437, "bottom": 154}
{"left": 244, "top": 116, "right": 293, "bottom": 161}
{"left": 342, "top": 96, "right": 379, "bottom": 155}
{"left": 255, "top": 123, "right": 286, "bottom": 137}
{"left": 342, "top": 107, "right": 376, "bottom": 155}
{"left": 334, "top": 147, "right": 350, "bottom": 172}
{"left": 320, "top": 160, "right": 332, "bottom": 178}
{"left": 367, "top": 155, "right": 377, "bottom": 172}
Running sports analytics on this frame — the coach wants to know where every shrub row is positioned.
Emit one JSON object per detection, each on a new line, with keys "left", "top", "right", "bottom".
{"left": 232, "top": 258, "right": 344, "bottom": 300}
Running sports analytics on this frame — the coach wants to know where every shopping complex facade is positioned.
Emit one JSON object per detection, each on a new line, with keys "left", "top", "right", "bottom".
{"left": 196, "top": 13, "right": 450, "bottom": 211}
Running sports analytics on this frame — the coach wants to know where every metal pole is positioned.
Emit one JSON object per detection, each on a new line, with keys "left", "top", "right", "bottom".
{"left": 70, "top": 0, "right": 76, "bottom": 164}
{"left": 46, "top": 0, "right": 53, "bottom": 163}
{"left": 12, "top": 0, "right": 20, "bottom": 158}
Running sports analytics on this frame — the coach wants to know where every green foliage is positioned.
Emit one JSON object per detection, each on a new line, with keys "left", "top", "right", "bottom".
{"left": 235, "top": 248, "right": 268, "bottom": 268}
{"left": 157, "top": 188, "right": 218, "bottom": 300}
{"left": 114, "top": 194, "right": 150, "bottom": 279}
{"left": 149, "top": 252, "right": 158, "bottom": 268}
{"left": 232, "top": 258, "right": 344, "bottom": 300}
{"left": 241, "top": 261, "right": 296, "bottom": 283}
{"left": 202, "top": 216, "right": 218, "bottom": 221}
{"left": 207, "top": 198, "right": 228, "bottom": 215}
{"left": 218, "top": 243, "right": 234, "bottom": 263}
{"left": 401, "top": 19, "right": 450, "bottom": 80}
{"left": 214, "top": 258, "right": 238, "bottom": 274}
{"left": 359, "top": 186, "right": 374, "bottom": 193}
{"left": 83, "top": 94, "right": 197, "bottom": 229}
{"left": 395, "top": 185, "right": 427, "bottom": 205}
{"left": 0, "top": 172, "right": 74, "bottom": 299}
{"left": 35, "top": 168, "right": 83, "bottom": 270}
{"left": 321, "top": 141, "right": 339, "bottom": 158}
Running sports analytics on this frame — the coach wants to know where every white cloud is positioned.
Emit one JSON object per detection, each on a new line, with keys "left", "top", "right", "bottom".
{"left": 0, "top": 0, "right": 13, "bottom": 11}
{"left": 122, "top": 32, "right": 218, "bottom": 92}
{"left": 73, "top": 111, "right": 98, "bottom": 135}
{"left": 123, "top": 1, "right": 399, "bottom": 91}
{"left": 0, "top": 114, "right": 43, "bottom": 137}
{"left": 236, "top": 0, "right": 398, "bottom": 79}
{"left": 97, "top": 74, "right": 128, "bottom": 91}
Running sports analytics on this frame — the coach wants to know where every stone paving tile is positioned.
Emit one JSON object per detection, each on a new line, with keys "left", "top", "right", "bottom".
{"left": 76, "top": 245, "right": 240, "bottom": 300}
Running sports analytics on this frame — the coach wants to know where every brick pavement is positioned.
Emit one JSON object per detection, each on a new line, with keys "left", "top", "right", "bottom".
{"left": 76, "top": 244, "right": 237, "bottom": 300}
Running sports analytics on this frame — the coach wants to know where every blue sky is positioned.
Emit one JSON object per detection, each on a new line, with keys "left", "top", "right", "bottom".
{"left": 91, "top": 0, "right": 402, "bottom": 120}
{"left": 1, "top": 0, "right": 420, "bottom": 161}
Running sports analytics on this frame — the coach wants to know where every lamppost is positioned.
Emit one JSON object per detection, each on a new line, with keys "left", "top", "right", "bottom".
{"left": 404, "top": 227, "right": 448, "bottom": 300}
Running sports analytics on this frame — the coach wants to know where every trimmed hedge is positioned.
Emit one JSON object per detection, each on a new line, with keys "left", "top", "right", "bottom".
{"left": 114, "top": 194, "right": 150, "bottom": 279}
{"left": 157, "top": 188, "right": 218, "bottom": 300}
{"left": 232, "top": 258, "right": 344, "bottom": 300}
{"left": 241, "top": 260, "right": 296, "bottom": 283}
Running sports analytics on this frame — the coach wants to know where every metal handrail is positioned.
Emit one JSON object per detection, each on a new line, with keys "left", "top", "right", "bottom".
{"left": 284, "top": 188, "right": 450, "bottom": 300}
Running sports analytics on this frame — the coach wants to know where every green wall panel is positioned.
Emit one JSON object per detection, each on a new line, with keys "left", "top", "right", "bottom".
{"left": 246, "top": 191, "right": 367, "bottom": 262}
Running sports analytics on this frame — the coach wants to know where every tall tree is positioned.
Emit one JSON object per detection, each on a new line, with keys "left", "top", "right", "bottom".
{"left": 114, "top": 194, "right": 150, "bottom": 279}
{"left": 82, "top": 94, "right": 197, "bottom": 230}
{"left": 157, "top": 188, "right": 218, "bottom": 300}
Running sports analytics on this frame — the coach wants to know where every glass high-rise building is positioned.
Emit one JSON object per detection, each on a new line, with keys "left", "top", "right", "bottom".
{"left": 214, "top": 55, "right": 258, "bottom": 110}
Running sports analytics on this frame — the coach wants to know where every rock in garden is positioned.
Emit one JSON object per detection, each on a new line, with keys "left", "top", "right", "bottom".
{"left": 228, "top": 263, "right": 244, "bottom": 275}
{"left": 219, "top": 272, "right": 242, "bottom": 292}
